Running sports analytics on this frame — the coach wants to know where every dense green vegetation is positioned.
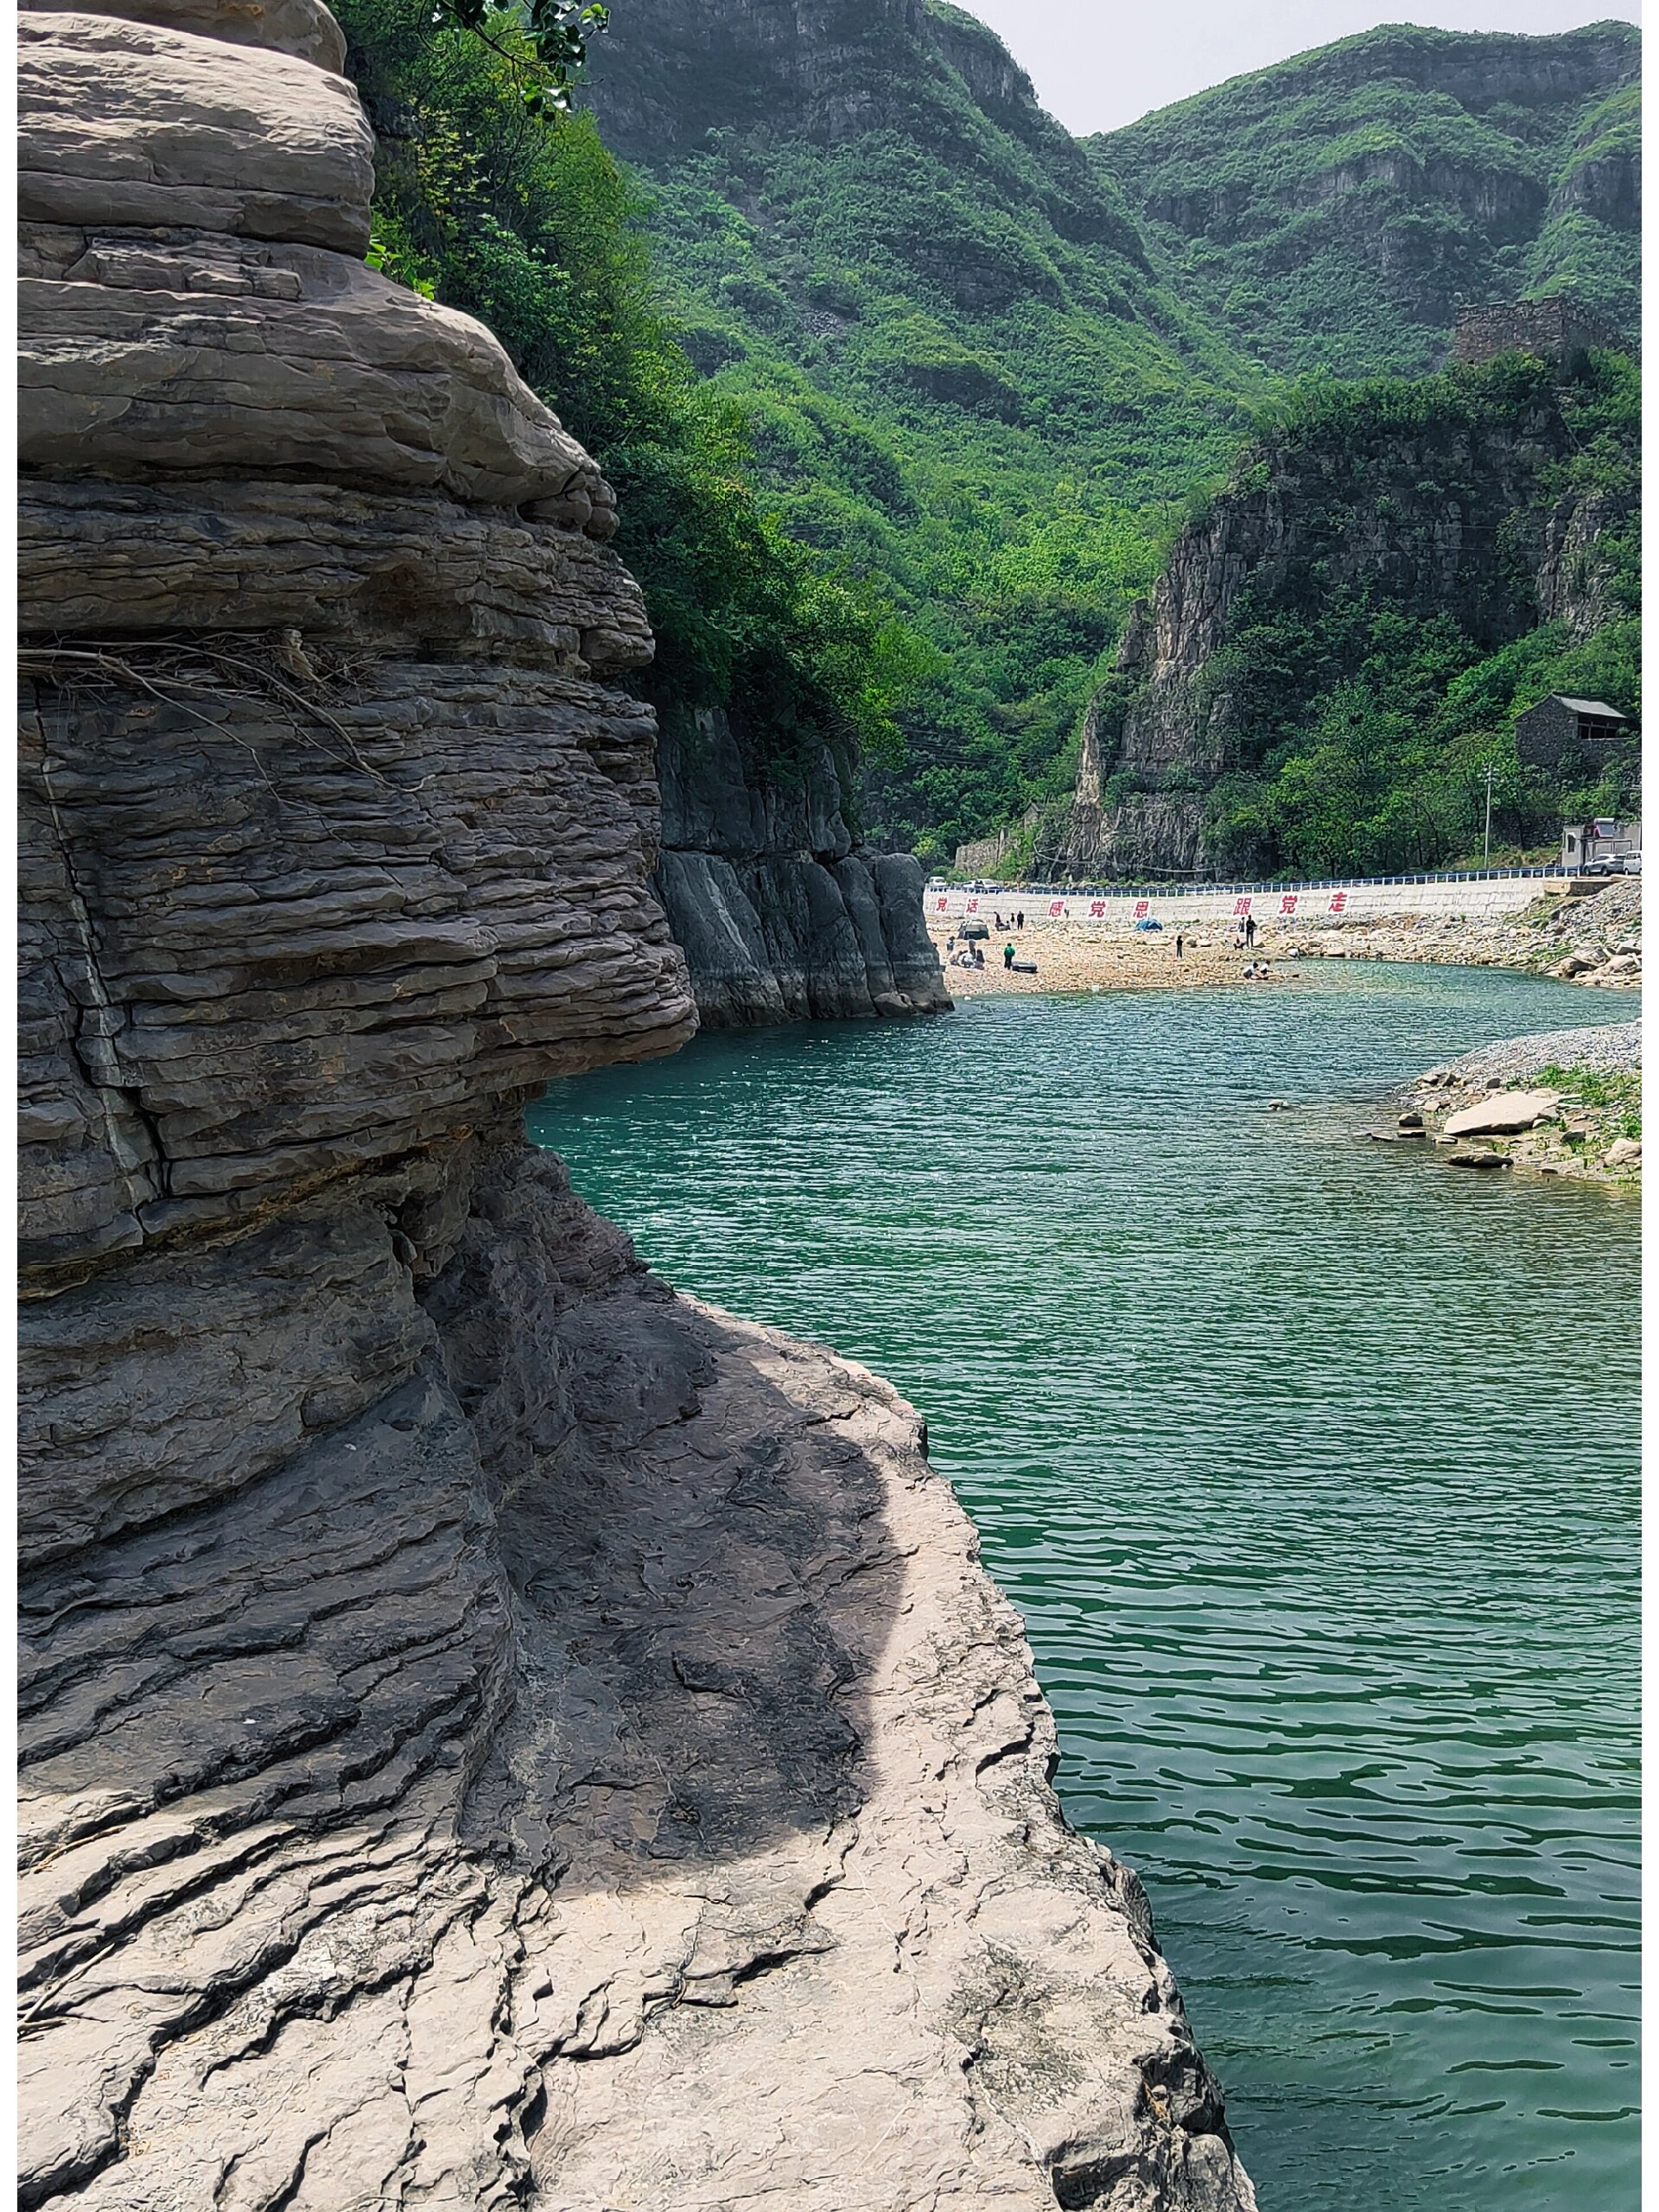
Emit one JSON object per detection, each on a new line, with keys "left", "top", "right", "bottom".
{"left": 339, "top": 0, "right": 931, "bottom": 780}
{"left": 338, "top": 0, "right": 1638, "bottom": 874}
{"left": 1095, "top": 21, "right": 1640, "bottom": 381}
{"left": 1185, "top": 352, "right": 1641, "bottom": 879}
{"left": 577, "top": 0, "right": 1267, "bottom": 856}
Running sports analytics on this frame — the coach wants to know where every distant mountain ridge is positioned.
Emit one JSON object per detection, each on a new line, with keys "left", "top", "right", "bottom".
{"left": 576, "top": 2, "right": 1638, "bottom": 857}
{"left": 580, "top": 0, "right": 1265, "bottom": 855}
{"left": 1094, "top": 20, "right": 1640, "bottom": 378}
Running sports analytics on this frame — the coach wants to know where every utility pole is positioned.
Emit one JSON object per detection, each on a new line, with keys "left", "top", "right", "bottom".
{"left": 1483, "top": 757, "right": 1495, "bottom": 866}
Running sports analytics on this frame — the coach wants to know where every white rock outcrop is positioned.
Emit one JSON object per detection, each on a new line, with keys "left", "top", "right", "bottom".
{"left": 1441, "top": 1088, "right": 1561, "bottom": 1136}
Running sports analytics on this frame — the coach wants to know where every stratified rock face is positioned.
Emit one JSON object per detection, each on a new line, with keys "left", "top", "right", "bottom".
{"left": 21, "top": 1141, "right": 1259, "bottom": 2211}
{"left": 1048, "top": 361, "right": 1637, "bottom": 883}
{"left": 17, "top": 0, "right": 685, "bottom": 1282}
{"left": 656, "top": 709, "right": 951, "bottom": 1026}
{"left": 16, "top": 5, "right": 1250, "bottom": 2206}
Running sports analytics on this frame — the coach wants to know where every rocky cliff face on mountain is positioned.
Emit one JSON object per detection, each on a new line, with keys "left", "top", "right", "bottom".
{"left": 1047, "top": 348, "right": 1640, "bottom": 882}
{"left": 572, "top": 0, "right": 1257, "bottom": 862}
{"left": 1096, "top": 21, "right": 1641, "bottom": 378}
{"left": 16, "top": 7, "right": 1254, "bottom": 2207}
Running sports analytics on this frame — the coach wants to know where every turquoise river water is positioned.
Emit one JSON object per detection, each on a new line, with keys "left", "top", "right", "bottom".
{"left": 528, "top": 963, "right": 1640, "bottom": 2212}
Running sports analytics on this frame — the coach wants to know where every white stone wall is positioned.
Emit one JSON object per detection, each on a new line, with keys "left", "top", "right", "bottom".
{"left": 928, "top": 874, "right": 1567, "bottom": 928}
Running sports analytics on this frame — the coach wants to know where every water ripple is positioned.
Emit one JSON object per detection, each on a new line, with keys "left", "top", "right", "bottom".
{"left": 529, "top": 963, "right": 1639, "bottom": 2212}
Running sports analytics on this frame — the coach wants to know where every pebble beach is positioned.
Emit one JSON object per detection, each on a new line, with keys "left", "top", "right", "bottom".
{"left": 931, "top": 877, "right": 1642, "bottom": 999}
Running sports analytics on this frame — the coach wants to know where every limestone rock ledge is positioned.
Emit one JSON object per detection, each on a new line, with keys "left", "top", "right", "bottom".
{"left": 22, "top": 1139, "right": 1256, "bottom": 2212}
{"left": 16, "top": 3, "right": 1251, "bottom": 2203}
{"left": 656, "top": 707, "right": 953, "bottom": 1027}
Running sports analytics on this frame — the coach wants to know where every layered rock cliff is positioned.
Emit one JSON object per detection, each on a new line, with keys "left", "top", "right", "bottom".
{"left": 656, "top": 709, "right": 949, "bottom": 1026}
{"left": 1048, "top": 350, "right": 1639, "bottom": 881}
{"left": 16, "top": 7, "right": 1255, "bottom": 2208}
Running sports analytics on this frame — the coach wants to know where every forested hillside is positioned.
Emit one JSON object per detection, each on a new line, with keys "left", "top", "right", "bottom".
{"left": 576, "top": 0, "right": 1268, "bottom": 857}
{"left": 1096, "top": 22, "right": 1638, "bottom": 382}
{"left": 339, "top": 0, "right": 931, "bottom": 810}
{"left": 337, "top": 0, "right": 1639, "bottom": 873}
{"left": 1051, "top": 348, "right": 1640, "bottom": 883}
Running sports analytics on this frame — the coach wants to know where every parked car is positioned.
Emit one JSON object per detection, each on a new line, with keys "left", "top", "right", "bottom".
{"left": 1618, "top": 852, "right": 1643, "bottom": 874}
{"left": 958, "top": 920, "right": 990, "bottom": 941}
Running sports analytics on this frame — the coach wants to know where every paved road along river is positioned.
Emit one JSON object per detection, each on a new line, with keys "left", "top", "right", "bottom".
{"left": 530, "top": 962, "right": 1640, "bottom": 2212}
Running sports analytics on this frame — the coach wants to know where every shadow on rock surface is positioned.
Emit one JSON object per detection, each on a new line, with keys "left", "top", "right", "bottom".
{"left": 486, "top": 1301, "right": 889, "bottom": 1879}
{"left": 18, "top": 1143, "right": 1255, "bottom": 2210}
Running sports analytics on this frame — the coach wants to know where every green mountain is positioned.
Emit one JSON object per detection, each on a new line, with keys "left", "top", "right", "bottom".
{"left": 1049, "top": 346, "right": 1640, "bottom": 882}
{"left": 1095, "top": 21, "right": 1640, "bottom": 382}
{"left": 578, "top": 0, "right": 1268, "bottom": 855}
{"left": 340, "top": 0, "right": 1638, "bottom": 870}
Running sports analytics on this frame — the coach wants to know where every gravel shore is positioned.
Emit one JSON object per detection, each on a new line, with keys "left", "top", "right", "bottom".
{"left": 931, "top": 880, "right": 1642, "bottom": 998}
{"left": 1429, "top": 1021, "right": 1642, "bottom": 1089}
{"left": 1392, "top": 1020, "right": 1643, "bottom": 1185}
{"left": 1305, "top": 877, "right": 1642, "bottom": 986}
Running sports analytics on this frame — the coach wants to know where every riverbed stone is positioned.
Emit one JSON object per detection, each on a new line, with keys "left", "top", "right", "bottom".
{"left": 1442, "top": 1088, "right": 1561, "bottom": 1137}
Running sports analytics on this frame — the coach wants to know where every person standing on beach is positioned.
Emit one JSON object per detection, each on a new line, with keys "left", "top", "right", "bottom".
{"left": 1244, "top": 913, "right": 1256, "bottom": 949}
{"left": 1003, "top": 942, "right": 1016, "bottom": 969}
{"left": 1174, "top": 931, "right": 1184, "bottom": 961}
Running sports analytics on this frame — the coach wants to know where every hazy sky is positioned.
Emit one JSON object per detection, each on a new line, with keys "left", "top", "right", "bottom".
{"left": 960, "top": 2, "right": 1643, "bottom": 133}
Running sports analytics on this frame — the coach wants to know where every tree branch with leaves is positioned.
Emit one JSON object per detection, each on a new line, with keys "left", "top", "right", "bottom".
{"left": 429, "top": 0, "right": 608, "bottom": 115}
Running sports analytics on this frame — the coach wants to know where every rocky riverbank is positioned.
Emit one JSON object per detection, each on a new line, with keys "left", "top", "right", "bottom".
{"left": 1292, "top": 878, "right": 1642, "bottom": 988}
{"left": 929, "top": 879, "right": 1642, "bottom": 998}
{"left": 16, "top": 5, "right": 1253, "bottom": 2205}
{"left": 1367, "top": 1020, "right": 1642, "bottom": 1185}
